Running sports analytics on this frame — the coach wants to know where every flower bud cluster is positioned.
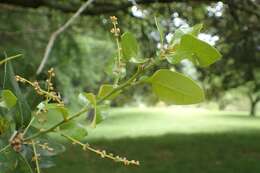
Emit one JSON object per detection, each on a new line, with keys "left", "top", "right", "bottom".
{"left": 15, "top": 68, "right": 63, "bottom": 104}
{"left": 47, "top": 68, "right": 55, "bottom": 91}
{"left": 9, "top": 132, "right": 23, "bottom": 152}
{"left": 110, "top": 16, "right": 120, "bottom": 37}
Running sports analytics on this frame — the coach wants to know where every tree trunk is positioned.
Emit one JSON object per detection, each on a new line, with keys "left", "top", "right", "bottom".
{"left": 248, "top": 93, "right": 259, "bottom": 117}
{"left": 250, "top": 100, "right": 257, "bottom": 117}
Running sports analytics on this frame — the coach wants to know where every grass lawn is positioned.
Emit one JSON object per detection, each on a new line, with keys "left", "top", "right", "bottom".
{"left": 45, "top": 107, "right": 260, "bottom": 173}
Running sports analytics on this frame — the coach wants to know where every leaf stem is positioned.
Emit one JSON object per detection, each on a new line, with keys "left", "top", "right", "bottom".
{"left": 97, "top": 65, "right": 143, "bottom": 104}
{"left": 116, "top": 37, "right": 121, "bottom": 66}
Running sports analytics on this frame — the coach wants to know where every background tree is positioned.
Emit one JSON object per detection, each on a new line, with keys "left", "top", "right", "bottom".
{"left": 0, "top": 0, "right": 259, "bottom": 115}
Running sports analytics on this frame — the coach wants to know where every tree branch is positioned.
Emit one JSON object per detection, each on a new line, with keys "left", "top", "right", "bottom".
{"left": 36, "top": 0, "right": 94, "bottom": 75}
{"left": 1, "top": 0, "right": 223, "bottom": 16}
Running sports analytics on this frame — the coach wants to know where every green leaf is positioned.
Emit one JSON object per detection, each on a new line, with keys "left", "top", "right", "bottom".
{"left": 78, "top": 92, "right": 96, "bottom": 106}
{"left": 139, "top": 75, "right": 150, "bottom": 83}
{"left": 0, "top": 90, "right": 17, "bottom": 109}
{"left": 167, "top": 34, "right": 221, "bottom": 67}
{"left": 149, "top": 69, "right": 205, "bottom": 104}
{"left": 39, "top": 159, "right": 56, "bottom": 169}
{"left": 104, "top": 55, "right": 117, "bottom": 77}
{"left": 79, "top": 93, "right": 101, "bottom": 128}
{"left": 2, "top": 63, "right": 32, "bottom": 128}
{"left": 36, "top": 102, "right": 69, "bottom": 120}
{"left": 60, "top": 121, "right": 88, "bottom": 140}
{"left": 46, "top": 103, "right": 69, "bottom": 120}
{"left": 84, "top": 93, "right": 96, "bottom": 106}
{"left": 121, "top": 32, "right": 139, "bottom": 60}
{"left": 33, "top": 107, "right": 64, "bottom": 129}
{"left": 97, "top": 84, "right": 120, "bottom": 100}
{"left": 190, "top": 23, "right": 203, "bottom": 36}
{"left": 87, "top": 106, "right": 105, "bottom": 128}
{"left": 170, "top": 24, "right": 203, "bottom": 46}
{"left": 16, "top": 153, "right": 34, "bottom": 173}
{"left": 36, "top": 138, "right": 65, "bottom": 157}
{"left": 78, "top": 93, "right": 90, "bottom": 106}
{"left": 166, "top": 44, "right": 194, "bottom": 65}
{"left": 0, "top": 148, "right": 19, "bottom": 172}
{"left": 0, "top": 116, "right": 10, "bottom": 135}
{"left": 95, "top": 106, "right": 106, "bottom": 125}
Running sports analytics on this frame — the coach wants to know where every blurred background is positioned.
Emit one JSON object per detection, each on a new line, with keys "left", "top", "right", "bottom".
{"left": 0, "top": 0, "right": 260, "bottom": 172}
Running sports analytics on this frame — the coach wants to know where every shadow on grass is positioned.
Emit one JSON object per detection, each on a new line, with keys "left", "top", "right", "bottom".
{"left": 46, "top": 132, "right": 260, "bottom": 173}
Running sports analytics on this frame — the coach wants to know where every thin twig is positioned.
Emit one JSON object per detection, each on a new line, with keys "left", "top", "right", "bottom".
{"left": 22, "top": 116, "right": 35, "bottom": 137}
{"left": 36, "top": 0, "right": 94, "bottom": 75}
{"left": 61, "top": 133, "right": 140, "bottom": 166}
{"left": 0, "top": 54, "right": 23, "bottom": 66}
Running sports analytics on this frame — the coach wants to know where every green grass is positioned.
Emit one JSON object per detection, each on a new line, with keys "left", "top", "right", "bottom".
{"left": 45, "top": 107, "right": 260, "bottom": 173}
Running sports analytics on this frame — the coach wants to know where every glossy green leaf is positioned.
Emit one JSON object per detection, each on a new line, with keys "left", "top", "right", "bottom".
{"left": 1, "top": 90, "right": 17, "bottom": 109}
{"left": 36, "top": 102, "right": 69, "bottom": 120}
{"left": 166, "top": 44, "right": 194, "bottom": 65}
{"left": 149, "top": 69, "right": 205, "bottom": 104}
{"left": 60, "top": 121, "right": 88, "bottom": 140}
{"left": 84, "top": 93, "right": 96, "bottom": 106}
{"left": 97, "top": 84, "right": 120, "bottom": 100}
{"left": 121, "top": 32, "right": 139, "bottom": 60}
{"left": 46, "top": 103, "right": 69, "bottom": 120}
{"left": 168, "top": 34, "right": 221, "bottom": 67}
{"left": 33, "top": 109, "right": 64, "bottom": 129}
